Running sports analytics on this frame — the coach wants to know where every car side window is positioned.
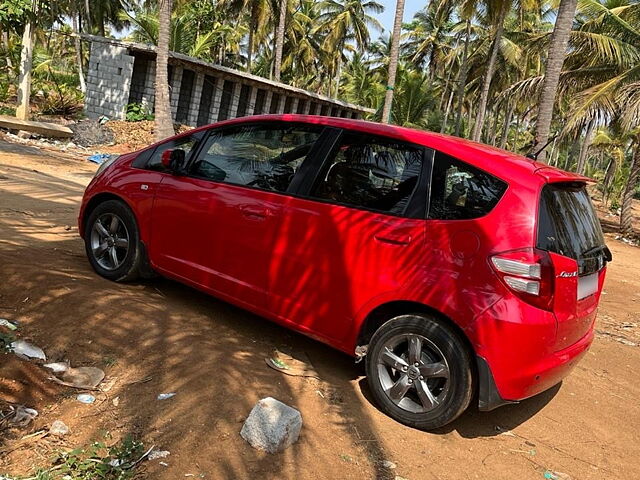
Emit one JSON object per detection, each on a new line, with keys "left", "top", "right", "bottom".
{"left": 145, "top": 134, "right": 201, "bottom": 171}
{"left": 190, "top": 124, "right": 322, "bottom": 193}
{"left": 428, "top": 152, "right": 507, "bottom": 220}
{"left": 309, "top": 132, "right": 424, "bottom": 216}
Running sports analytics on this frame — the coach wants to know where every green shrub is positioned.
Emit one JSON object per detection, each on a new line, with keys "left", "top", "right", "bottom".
{"left": 125, "top": 102, "right": 154, "bottom": 122}
{"left": 40, "top": 84, "right": 83, "bottom": 117}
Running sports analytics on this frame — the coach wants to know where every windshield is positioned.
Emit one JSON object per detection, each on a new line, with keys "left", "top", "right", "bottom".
{"left": 537, "top": 183, "right": 605, "bottom": 264}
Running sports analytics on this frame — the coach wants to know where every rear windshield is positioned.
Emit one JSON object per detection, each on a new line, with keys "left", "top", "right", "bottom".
{"left": 537, "top": 183, "right": 605, "bottom": 261}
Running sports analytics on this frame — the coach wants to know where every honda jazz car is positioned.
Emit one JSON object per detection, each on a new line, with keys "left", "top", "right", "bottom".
{"left": 79, "top": 115, "right": 610, "bottom": 430}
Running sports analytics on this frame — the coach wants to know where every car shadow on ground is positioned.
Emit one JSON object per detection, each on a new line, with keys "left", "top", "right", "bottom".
{"left": 356, "top": 375, "right": 561, "bottom": 438}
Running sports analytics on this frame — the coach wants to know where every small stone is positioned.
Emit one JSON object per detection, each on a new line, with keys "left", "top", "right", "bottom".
{"left": 381, "top": 460, "right": 397, "bottom": 469}
{"left": 50, "top": 420, "right": 69, "bottom": 436}
{"left": 395, "top": 476, "right": 410, "bottom": 480}
{"left": 240, "top": 397, "right": 302, "bottom": 454}
{"left": 148, "top": 450, "right": 170, "bottom": 461}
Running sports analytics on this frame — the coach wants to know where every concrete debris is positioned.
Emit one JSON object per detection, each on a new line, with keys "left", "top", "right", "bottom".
{"left": 49, "top": 420, "right": 70, "bottom": 436}
{"left": 240, "top": 397, "right": 302, "bottom": 454}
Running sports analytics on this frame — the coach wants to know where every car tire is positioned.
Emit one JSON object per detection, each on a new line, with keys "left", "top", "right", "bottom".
{"left": 365, "top": 314, "right": 473, "bottom": 430}
{"left": 84, "top": 200, "right": 142, "bottom": 282}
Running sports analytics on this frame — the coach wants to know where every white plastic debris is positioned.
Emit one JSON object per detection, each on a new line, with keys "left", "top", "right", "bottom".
{"left": 240, "top": 397, "right": 302, "bottom": 454}
{"left": 43, "top": 362, "right": 69, "bottom": 373}
{"left": 76, "top": 394, "right": 96, "bottom": 404}
{"left": 11, "top": 340, "right": 46, "bottom": 360}
{"left": 0, "top": 319, "right": 18, "bottom": 331}
{"left": 0, "top": 405, "right": 38, "bottom": 428}
{"left": 148, "top": 450, "right": 170, "bottom": 460}
{"left": 157, "top": 393, "right": 176, "bottom": 400}
{"left": 50, "top": 420, "right": 70, "bottom": 436}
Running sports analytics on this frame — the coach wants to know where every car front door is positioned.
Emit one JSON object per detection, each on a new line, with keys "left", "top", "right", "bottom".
{"left": 149, "top": 122, "right": 325, "bottom": 312}
{"left": 268, "top": 129, "right": 431, "bottom": 347}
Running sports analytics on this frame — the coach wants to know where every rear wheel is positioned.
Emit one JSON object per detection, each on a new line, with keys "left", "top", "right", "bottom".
{"left": 84, "top": 200, "right": 142, "bottom": 282}
{"left": 365, "top": 314, "right": 473, "bottom": 430}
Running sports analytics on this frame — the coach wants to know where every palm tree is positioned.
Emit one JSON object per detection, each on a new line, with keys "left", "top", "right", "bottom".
{"left": 154, "top": 0, "right": 174, "bottom": 141}
{"left": 404, "top": 0, "right": 455, "bottom": 77}
{"left": 559, "top": 0, "right": 640, "bottom": 232}
{"left": 471, "top": 0, "right": 510, "bottom": 142}
{"left": 273, "top": 0, "right": 288, "bottom": 81}
{"left": 381, "top": 0, "right": 405, "bottom": 124}
{"left": 531, "top": 0, "right": 578, "bottom": 161}
{"left": 316, "top": 0, "right": 383, "bottom": 96}
{"left": 219, "top": 0, "right": 271, "bottom": 72}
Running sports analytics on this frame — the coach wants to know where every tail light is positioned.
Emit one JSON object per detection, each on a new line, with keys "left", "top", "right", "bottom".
{"left": 490, "top": 248, "right": 555, "bottom": 311}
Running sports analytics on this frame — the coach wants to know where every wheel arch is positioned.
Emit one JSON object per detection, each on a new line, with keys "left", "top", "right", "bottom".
{"left": 355, "top": 300, "right": 477, "bottom": 359}
{"left": 80, "top": 192, "right": 135, "bottom": 238}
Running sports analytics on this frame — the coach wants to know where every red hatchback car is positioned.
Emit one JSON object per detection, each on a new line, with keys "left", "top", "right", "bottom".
{"left": 79, "top": 115, "right": 610, "bottom": 429}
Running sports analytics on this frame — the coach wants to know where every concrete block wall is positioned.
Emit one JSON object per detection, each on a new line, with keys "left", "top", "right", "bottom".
{"left": 84, "top": 40, "right": 366, "bottom": 124}
{"left": 84, "top": 43, "right": 134, "bottom": 120}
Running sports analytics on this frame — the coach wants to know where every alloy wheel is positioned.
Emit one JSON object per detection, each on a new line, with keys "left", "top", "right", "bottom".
{"left": 376, "top": 333, "right": 450, "bottom": 414}
{"left": 89, "top": 213, "right": 130, "bottom": 271}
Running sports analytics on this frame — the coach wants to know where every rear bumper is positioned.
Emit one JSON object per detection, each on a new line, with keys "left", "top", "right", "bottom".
{"left": 472, "top": 299, "right": 595, "bottom": 405}
{"left": 477, "top": 329, "right": 593, "bottom": 410}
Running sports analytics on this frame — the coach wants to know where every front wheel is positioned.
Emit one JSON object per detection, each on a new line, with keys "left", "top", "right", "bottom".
{"left": 365, "top": 314, "right": 473, "bottom": 430}
{"left": 84, "top": 200, "right": 142, "bottom": 282}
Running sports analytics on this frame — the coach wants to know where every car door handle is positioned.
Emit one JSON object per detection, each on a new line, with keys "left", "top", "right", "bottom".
{"left": 240, "top": 205, "right": 273, "bottom": 220}
{"left": 374, "top": 233, "right": 412, "bottom": 246}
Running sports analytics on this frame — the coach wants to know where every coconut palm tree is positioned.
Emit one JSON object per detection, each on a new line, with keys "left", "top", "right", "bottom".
{"left": 316, "top": 0, "right": 383, "bottom": 96}
{"left": 154, "top": 0, "right": 174, "bottom": 141}
{"left": 471, "top": 0, "right": 510, "bottom": 142}
{"left": 381, "top": 0, "right": 405, "bottom": 124}
{"left": 531, "top": 0, "right": 579, "bottom": 162}
{"left": 273, "top": 0, "right": 289, "bottom": 81}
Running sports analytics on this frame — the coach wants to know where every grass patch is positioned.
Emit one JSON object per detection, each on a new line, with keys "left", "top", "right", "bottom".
{"left": 4, "top": 435, "right": 145, "bottom": 480}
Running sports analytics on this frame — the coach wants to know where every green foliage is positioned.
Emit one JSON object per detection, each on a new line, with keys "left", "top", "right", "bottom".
{"left": 9, "top": 435, "right": 145, "bottom": 480}
{"left": 0, "top": 331, "right": 15, "bottom": 352}
{"left": 0, "top": 0, "right": 34, "bottom": 31}
{"left": 125, "top": 103, "right": 154, "bottom": 122}
{"left": 39, "top": 84, "right": 83, "bottom": 117}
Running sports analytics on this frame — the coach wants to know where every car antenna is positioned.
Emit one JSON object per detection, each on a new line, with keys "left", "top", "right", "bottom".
{"left": 526, "top": 133, "right": 559, "bottom": 160}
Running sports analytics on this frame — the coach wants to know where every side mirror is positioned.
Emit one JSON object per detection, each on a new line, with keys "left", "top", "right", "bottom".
{"left": 161, "top": 149, "right": 186, "bottom": 173}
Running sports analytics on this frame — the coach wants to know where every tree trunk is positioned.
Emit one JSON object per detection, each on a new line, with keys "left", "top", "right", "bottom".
{"left": 273, "top": 0, "right": 288, "bottom": 82}
{"left": 454, "top": 19, "right": 471, "bottom": 137}
{"left": 576, "top": 119, "right": 596, "bottom": 174}
{"left": 72, "top": 14, "right": 86, "bottom": 93}
{"left": 531, "top": 0, "right": 578, "bottom": 162}
{"left": 440, "top": 84, "right": 455, "bottom": 133}
{"left": 499, "top": 100, "right": 514, "bottom": 149}
{"left": 2, "top": 31, "right": 12, "bottom": 70}
{"left": 247, "top": 25, "right": 254, "bottom": 72}
{"left": 471, "top": 4, "right": 507, "bottom": 142}
{"left": 620, "top": 140, "right": 640, "bottom": 235}
{"left": 154, "top": 0, "right": 175, "bottom": 141}
{"left": 381, "top": 0, "right": 405, "bottom": 124}
{"left": 603, "top": 158, "right": 616, "bottom": 207}
{"left": 84, "top": 0, "right": 91, "bottom": 33}
{"left": 16, "top": 19, "right": 34, "bottom": 120}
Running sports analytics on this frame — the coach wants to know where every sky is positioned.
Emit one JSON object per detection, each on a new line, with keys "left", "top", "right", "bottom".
{"left": 376, "top": 0, "right": 423, "bottom": 35}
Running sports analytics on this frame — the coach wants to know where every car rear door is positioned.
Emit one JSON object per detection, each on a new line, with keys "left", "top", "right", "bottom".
{"left": 149, "top": 122, "right": 326, "bottom": 311}
{"left": 537, "top": 182, "right": 610, "bottom": 350}
{"left": 267, "top": 129, "right": 430, "bottom": 346}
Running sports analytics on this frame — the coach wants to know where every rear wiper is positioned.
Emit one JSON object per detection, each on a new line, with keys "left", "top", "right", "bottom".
{"left": 581, "top": 245, "right": 604, "bottom": 257}
{"left": 580, "top": 245, "right": 612, "bottom": 262}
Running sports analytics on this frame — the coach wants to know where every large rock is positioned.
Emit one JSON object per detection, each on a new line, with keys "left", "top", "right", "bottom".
{"left": 240, "top": 397, "right": 302, "bottom": 453}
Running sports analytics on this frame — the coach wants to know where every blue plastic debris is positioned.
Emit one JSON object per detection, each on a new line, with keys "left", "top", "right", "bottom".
{"left": 88, "top": 153, "right": 111, "bottom": 164}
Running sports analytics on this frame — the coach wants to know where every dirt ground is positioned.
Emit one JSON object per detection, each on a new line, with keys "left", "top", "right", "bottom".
{"left": 0, "top": 137, "right": 639, "bottom": 480}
